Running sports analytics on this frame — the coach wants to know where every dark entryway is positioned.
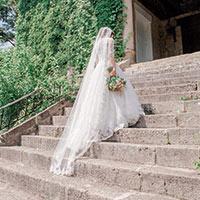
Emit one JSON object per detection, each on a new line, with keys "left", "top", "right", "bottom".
{"left": 179, "top": 14, "right": 200, "bottom": 54}
{"left": 138, "top": 0, "right": 200, "bottom": 20}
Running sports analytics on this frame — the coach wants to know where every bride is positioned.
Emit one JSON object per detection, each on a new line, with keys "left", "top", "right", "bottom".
{"left": 49, "top": 27, "right": 144, "bottom": 176}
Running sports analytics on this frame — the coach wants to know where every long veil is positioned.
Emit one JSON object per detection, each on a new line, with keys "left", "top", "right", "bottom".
{"left": 49, "top": 27, "right": 114, "bottom": 175}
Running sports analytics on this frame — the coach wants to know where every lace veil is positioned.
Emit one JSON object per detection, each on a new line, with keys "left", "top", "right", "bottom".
{"left": 49, "top": 27, "right": 113, "bottom": 175}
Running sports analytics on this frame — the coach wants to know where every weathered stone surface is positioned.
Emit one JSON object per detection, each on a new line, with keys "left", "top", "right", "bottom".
{"left": 139, "top": 91, "right": 200, "bottom": 103}
{"left": 133, "top": 76, "right": 200, "bottom": 89}
{"left": 22, "top": 135, "right": 58, "bottom": 151}
{"left": 136, "top": 83, "right": 198, "bottom": 96}
{"left": 142, "top": 101, "right": 184, "bottom": 114}
{"left": 129, "top": 68, "right": 200, "bottom": 80}
{"left": 0, "top": 144, "right": 199, "bottom": 200}
{"left": 184, "top": 100, "right": 200, "bottom": 112}
{"left": 2, "top": 51, "right": 200, "bottom": 200}
{"left": 168, "top": 128, "right": 200, "bottom": 145}
{"left": 143, "top": 114, "right": 177, "bottom": 128}
{"left": 52, "top": 114, "right": 177, "bottom": 128}
{"left": 178, "top": 113, "right": 200, "bottom": 128}
{"left": 0, "top": 99, "right": 71, "bottom": 146}
{"left": 0, "top": 157, "right": 132, "bottom": 200}
{"left": 110, "top": 128, "right": 169, "bottom": 145}
{"left": 90, "top": 142, "right": 156, "bottom": 165}
{"left": 14, "top": 139, "right": 200, "bottom": 169}
{"left": 156, "top": 145, "right": 199, "bottom": 169}
{"left": 39, "top": 125, "right": 64, "bottom": 137}
{"left": 23, "top": 128, "right": 200, "bottom": 149}
{"left": 126, "top": 51, "right": 200, "bottom": 74}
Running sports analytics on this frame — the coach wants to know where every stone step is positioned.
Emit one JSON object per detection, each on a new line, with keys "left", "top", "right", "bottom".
{"left": 0, "top": 183, "right": 42, "bottom": 200}
{"left": 142, "top": 101, "right": 185, "bottom": 115}
{"left": 0, "top": 157, "right": 140, "bottom": 200}
{"left": 64, "top": 100, "right": 200, "bottom": 115}
{"left": 77, "top": 158, "right": 200, "bottom": 200}
{"left": 89, "top": 142, "right": 200, "bottom": 169}
{"left": 39, "top": 125, "right": 64, "bottom": 137}
{"left": 126, "top": 52, "right": 200, "bottom": 74}
{"left": 52, "top": 112, "right": 200, "bottom": 128}
{"left": 132, "top": 76, "right": 200, "bottom": 89}
{"left": 52, "top": 114, "right": 177, "bottom": 128}
{"left": 128, "top": 67, "right": 200, "bottom": 79}
{"left": 139, "top": 91, "right": 200, "bottom": 103}
{"left": 0, "top": 146, "right": 197, "bottom": 200}
{"left": 184, "top": 100, "right": 200, "bottom": 112}
{"left": 30, "top": 127, "right": 200, "bottom": 146}
{"left": 136, "top": 83, "right": 198, "bottom": 96}
{"left": 127, "top": 69, "right": 200, "bottom": 83}
{"left": 21, "top": 136, "right": 199, "bottom": 169}
{"left": 112, "top": 128, "right": 200, "bottom": 145}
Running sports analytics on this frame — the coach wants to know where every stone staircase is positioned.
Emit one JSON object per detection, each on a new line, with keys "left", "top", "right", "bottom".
{"left": 0, "top": 52, "right": 200, "bottom": 200}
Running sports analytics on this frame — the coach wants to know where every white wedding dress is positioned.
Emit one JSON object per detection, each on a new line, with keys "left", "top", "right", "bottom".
{"left": 50, "top": 27, "right": 144, "bottom": 176}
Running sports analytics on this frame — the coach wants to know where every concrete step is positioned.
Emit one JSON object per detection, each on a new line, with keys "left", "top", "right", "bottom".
{"left": 132, "top": 76, "right": 200, "bottom": 89}
{"left": 127, "top": 69, "right": 200, "bottom": 83}
{"left": 0, "top": 157, "right": 140, "bottom": 200}
{"left": 52, "top": 114, "right": 177, "bottom": 128}
{"left": 0, "top": 146, "right": 197, "bottom": 200}
{"left": 20, "top": 136, "right": 200, "bottom": 169}
{"left": 52, "top": 112, "right": 200, "bottom": 128}
{"left": 112, "top": 128, "right": 200, "bottom": 145}
{"left": 62, "top": 93, "right": 200, "bottom": 109}
{"left": 64, "top": 100, "right": 200, "bottom": 115}
{"left": 184, "top": 99, "right": 200, "bottom": 112}
{"left": 136, "top": 83, "right": 198, "bottom": 96}
{"left": 128, "top": 67, "right": 200, "bottom": 80}
{"left": 139, "top": 91, "right": 200, "bottom": 103}
{"left": 0, "top": 183, "right": 42, "bottom": 200}
{"left": 142, "top": 101, "right": 185, "bottom": 114}
{"left": 126, "top": 52, "right": 200, "bottom": 74}
{"left": 27, "top": 127, "right": 200, "bottom": 146}
{"left": 89, "top": 142, "right": 200, "bottom": 169}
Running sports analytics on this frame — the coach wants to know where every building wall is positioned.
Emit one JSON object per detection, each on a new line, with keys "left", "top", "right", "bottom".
{"left": 160, "top": 20, "right": 183, "bottom": 58}
{"left": 123, "top": 0, "right": 183, "bottom": 63}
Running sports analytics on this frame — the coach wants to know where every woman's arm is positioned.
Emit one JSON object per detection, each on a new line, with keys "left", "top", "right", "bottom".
{"left": 109, "top": 38, "right": 117, "bottom": 76}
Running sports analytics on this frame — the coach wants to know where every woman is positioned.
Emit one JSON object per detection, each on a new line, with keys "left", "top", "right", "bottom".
{"left": 50, "top": 27, "right": 144, "bottom": 176}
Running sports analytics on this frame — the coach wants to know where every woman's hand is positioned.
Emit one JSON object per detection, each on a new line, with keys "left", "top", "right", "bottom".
{"left": 110, "top": 67, "right": 116, "bottom": 77}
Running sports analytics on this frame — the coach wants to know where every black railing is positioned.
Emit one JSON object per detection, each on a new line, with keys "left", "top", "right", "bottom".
{"left": 0, "top": 84, "right": 67, "bottom": 133}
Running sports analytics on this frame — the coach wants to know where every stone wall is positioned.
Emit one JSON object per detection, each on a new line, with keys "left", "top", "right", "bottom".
{"left": 160, "top": 20, "right": 183, "bottom": 58}
{"left": 123, "top": 0, "right": 184, "bottom": 63}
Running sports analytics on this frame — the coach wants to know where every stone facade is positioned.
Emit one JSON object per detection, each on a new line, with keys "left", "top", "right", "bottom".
{"left": 123, "top": 0, "right": 190, "bottom": 64}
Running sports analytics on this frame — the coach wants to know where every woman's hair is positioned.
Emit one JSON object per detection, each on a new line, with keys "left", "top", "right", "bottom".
{"left": 110, "top": 31, "right": 114, "bottom": 38}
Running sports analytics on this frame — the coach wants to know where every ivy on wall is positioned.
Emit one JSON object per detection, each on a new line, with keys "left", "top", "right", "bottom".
{"left": 0, "top": 0, "right": 126, "bottom": 106}
{"left": 17, "top": 0, "right": 126, "bottom": 72}
{"left": 90, "top": 0, "right": 126, "bottom": 59}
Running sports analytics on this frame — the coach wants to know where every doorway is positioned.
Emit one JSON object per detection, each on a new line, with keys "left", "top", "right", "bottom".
{"left": 135, "top": 3, "right": 153, "bottom": 63}
{"left": 179, "top": 13, "right": 200, "bottom": 54}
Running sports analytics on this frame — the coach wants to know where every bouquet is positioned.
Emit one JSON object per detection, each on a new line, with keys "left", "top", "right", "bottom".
{"left": 106, "top": 67, "right": 126, "bottom": 92}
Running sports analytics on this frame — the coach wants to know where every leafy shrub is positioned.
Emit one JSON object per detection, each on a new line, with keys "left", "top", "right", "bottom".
{"left": 0, "top": 0, "right": 126, "bottom": 130}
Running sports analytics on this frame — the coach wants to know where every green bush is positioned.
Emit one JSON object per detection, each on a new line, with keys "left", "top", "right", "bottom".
{"left": 16, "top": 0, "right": 125, "bottom": 73}
{"left": 0, "top": 0, "right": 126, "bottom": 126}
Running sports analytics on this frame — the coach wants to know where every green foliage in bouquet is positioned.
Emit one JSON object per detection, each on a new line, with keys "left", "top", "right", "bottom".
{"left": 107, "top": 76, "right": 126, "bottom": 92}
{"left": 195, "top": 160, "right": 200, "bottom": 170}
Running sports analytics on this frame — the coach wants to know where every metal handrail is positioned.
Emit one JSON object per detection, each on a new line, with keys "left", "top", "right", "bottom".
{"left": 0, "top": 84, "right": 68, "bottom": 133}
{"left": 0, "top": 89, "right": 39, "bottom": 110}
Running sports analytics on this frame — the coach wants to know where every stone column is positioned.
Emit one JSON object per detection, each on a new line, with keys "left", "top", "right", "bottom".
{"left": 123, "top": 0, "right": 136, "bottom": 64}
